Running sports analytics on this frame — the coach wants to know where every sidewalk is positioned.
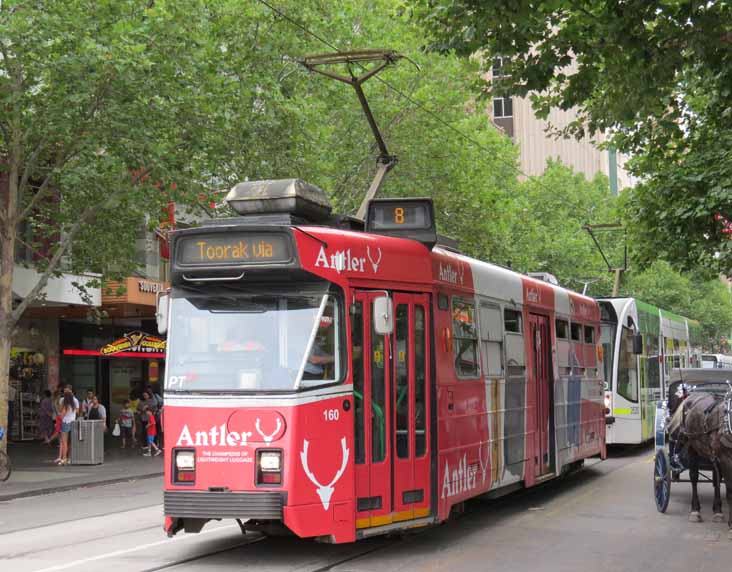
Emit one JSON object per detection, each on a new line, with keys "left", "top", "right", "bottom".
{"left": 0, "top": 437, "right": 164, "bottom": 502}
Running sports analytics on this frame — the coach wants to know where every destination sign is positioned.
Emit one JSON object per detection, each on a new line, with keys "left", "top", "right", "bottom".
{"left": 176, "top": 232, "right": 292, "bottom": 266}
{"left": 365, "top": 198, "right": 437, "bottom": 248}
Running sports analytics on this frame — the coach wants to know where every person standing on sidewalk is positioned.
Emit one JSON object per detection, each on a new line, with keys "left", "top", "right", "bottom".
{"left": 117, "top": 400, "right": 136, "bottom": 449}
{"left": 86, "top": 396, "right": 107, "bottom": 431}
{"left": 56, "top": 390, "right": 79, "bottom": 465}
{"left": 39, "top": 390, "right": 55, "bottom": 444}
{"left": 141, "top": 406, "right": 162, "bottom": 456}
{"left": 81, "top": 389, "right": 94, "bottom": 418}
{"left": 137, "top": 391, "right": 158, "bottom": 447}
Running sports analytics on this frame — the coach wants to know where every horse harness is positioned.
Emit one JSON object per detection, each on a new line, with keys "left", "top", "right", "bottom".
{"left": 679, "top": 388, "right": 732, "bottom": 455}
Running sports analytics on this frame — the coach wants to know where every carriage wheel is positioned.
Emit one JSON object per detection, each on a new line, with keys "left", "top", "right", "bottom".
{"left": 654, "top": 450, "right": 671, "bottom": 513}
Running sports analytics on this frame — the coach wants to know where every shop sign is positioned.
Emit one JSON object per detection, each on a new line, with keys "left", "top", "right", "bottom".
{"left": 138, "top": 280, "right": 164, "bottom": 294}
{"left": 100, "top": 331, "right": 166, "bottom": 355}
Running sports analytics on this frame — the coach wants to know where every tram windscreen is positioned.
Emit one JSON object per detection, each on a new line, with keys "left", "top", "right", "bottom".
{"left": 165, "top": 286, "right": 343, "bottom": 392}
{"left": 600, "top": 322, "right": 616, "bottom": 392}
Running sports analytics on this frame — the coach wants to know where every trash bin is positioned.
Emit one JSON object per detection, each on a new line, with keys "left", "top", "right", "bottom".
{"left": 70, "top": 419, "right": 104, "bottom": 465}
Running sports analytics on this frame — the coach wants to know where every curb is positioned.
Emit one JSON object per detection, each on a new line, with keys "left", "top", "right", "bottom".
{"left": 0, "top": 471, "right": 164, "bottom": 502}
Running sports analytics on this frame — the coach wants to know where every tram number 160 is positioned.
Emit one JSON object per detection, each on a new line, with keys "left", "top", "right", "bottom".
{"left": 323, "top": 409, "right": 340, "bottom": 422}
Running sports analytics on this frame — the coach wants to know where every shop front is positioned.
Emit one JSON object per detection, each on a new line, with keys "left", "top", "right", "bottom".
{"left": 59, "top": 278, "right": 168, "bottom": 425}
{"left": 63, "top": 331, "right": 166, "bottom": 424}
{"left": 8, "top": 319, "right": 60, "bottom": 440}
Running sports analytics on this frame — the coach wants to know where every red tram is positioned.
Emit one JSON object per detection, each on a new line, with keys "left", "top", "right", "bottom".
{"left": 161, "top": 180, "right": 606, "bottom": 543}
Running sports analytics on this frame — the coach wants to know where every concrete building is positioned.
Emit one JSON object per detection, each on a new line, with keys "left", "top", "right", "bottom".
{"left": 490, "top": 58, "right": 635, "bottom": 193}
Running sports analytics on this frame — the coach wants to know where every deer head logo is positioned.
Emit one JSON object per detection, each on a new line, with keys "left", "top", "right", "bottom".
{"left": 254, "top": 417, "right": 282, "bottom": 444}
{"left": 366, "top": 246, "right": 382, "bottom": 273}
{"left": 300, "top": 437, "right": 350, "bottom": 510}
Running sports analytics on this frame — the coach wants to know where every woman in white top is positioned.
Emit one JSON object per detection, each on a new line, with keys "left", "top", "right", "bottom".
{"left": 56, "top": 390, "right": 79, "bottom": 465}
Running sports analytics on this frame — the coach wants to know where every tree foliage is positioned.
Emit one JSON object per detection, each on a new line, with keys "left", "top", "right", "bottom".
{"left": 503, "top": 161, "right": 620, "bottom": 295}
{"left": 410, "top": 0, "right": 732, "bottom": 272}
{"left": 621, "top": 261, "right": 732, "bottom": 351}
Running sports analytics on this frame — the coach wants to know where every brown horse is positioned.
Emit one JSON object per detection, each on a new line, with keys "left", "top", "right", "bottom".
{"left": 668, "top": 389, "right": 732, "bottom": 539}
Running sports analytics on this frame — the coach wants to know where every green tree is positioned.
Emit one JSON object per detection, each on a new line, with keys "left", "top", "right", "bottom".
{"left": 0, "top": 0, "right": 523, "bottom": 451}
{"left": 410, "top": 0, "right": 732, "bottom": 272}
{"left": 502, "top": 161, "right": 620, "bottom": 295}
{"left": 621, "top": 260, "right": 732, "bottom": 350}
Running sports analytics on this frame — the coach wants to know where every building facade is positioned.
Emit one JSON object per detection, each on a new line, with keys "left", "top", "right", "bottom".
{"left": 490, "top": 59, "right": 635, "bottom": 193}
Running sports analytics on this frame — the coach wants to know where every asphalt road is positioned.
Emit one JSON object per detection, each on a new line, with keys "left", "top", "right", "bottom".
{"left": 1, "top": 445, "right": 730, "bottom": 572}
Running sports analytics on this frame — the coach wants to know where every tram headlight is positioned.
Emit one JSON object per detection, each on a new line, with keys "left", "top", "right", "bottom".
{"left": 173, "top": 449, "right": 196, "bottom": 485}
{"left": 604, "top": 391, "right": 612, "bottom": 414}
{"left": 256, "top": 450, "right": 283, "bottom": 486}
{"left": 258, "top": 451, "right": 281, "bottom": 472}
{"left": 175, "top": 450, "right": 195, "bottom": 470}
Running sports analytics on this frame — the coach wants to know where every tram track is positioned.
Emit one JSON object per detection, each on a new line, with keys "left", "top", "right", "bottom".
{"left": 133, "top": 534, "right": 399, "bottom": 572}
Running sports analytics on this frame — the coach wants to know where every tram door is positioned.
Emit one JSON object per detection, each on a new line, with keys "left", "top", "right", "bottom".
{"left": 529, "top": 313, "right": 553, "bottom": 477}
{"left": 352, "top": 291, "right": 431, "bottom": 530}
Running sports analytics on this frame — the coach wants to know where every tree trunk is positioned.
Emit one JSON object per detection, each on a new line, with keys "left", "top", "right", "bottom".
{"left": 0, "top": 158, "right": 19, "bottom": 454}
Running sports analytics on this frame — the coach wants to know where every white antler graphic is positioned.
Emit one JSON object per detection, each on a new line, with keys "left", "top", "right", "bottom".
{"left": 366, "top": 246, "right": 382, "bottom": 273}
{"left": 300, "top": 437, "right": 350, "bottom": 510}
{"left": 255, "top": 417, "right": 282, "bottom": 444}
{"left": 478, "top": 442, "right": 489, "bottom": 484}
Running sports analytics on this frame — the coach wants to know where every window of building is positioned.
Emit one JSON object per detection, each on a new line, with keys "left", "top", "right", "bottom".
{"left": 493, "top": 97, "right": 513, "bottom": 118}
{"left": 504, "top": 308, "right": 523, "bottom": 333}
{"left": 452, "top": 297, "right": 480, "bottom": 378}
{"left": 492, "top": 56, "right": 505, "bottom": 78}
{"left": 556, "top": 319, "right": 569, "bottom": 339}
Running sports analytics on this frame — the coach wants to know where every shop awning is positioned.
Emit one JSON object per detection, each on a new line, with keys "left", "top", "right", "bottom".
{"left": 63, "top": 349, "right": 165, "bottom": 359}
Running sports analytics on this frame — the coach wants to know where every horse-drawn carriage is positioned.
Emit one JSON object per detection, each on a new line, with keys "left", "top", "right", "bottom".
{"left": 653, "top": 369, "right": 732, "bottom": 530}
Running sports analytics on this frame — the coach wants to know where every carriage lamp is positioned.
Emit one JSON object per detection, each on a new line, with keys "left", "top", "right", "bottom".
{"left": 174, "top": 449, "right": 196, "bottom": 484}
{"left": 257, "top": 450, "right": 283, "bottom": 485}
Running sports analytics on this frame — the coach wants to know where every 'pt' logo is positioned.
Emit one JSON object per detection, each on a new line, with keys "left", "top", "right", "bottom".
{"left": 300, "top": 437, "right": 349, "bottom": 510}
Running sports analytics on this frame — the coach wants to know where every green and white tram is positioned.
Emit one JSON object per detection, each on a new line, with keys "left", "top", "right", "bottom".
{"left": 598, "top": 298, "right": 703, "bottom": 445}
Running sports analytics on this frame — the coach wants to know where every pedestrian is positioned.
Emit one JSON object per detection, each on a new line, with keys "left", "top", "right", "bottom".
{"left": 86, "top": 395, "right": 107, "bottom": 431}
{"left": 39, "top": 390, "right": 55, "bottom": 444}
{"left": 117, "top": 400, "right": 136, "bottom": 449}
{"left": 81, "top": 389, "right": 94, "bottom": 418}
{"left": 56, "top": 389, "right": 79, "bottom": 465}
{"left": 141, "top": 405, "right": 162, "bottom": 456}
{"left": 137, "top": 391, "right": 158, "bottom": 447}
{"left": 146, "top": 384, "right": 164, "bottom": 446}
{"left": 48, "top": 384, "right": 66, "bottom": 445}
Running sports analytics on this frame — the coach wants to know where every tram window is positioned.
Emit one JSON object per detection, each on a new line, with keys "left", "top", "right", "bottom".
{"left": 570, "top": 322, "right": 582, "bottom": 342}
{"left": 165, "top": 289, "right": 344, "bottom": 392}
{"left": 452, "top": 297, "right": 480, "bottom": 378}
{"left": 556, "top": 319, "right": 569, "bottom": 339}
{"left": 584, "top": 325, "right": 595, "bottom": 344}
{"left": 480, "top": 303, "right": 503, "bottom": 377}
{"left": 415, "top": 306, "right": 427, "bottom": 458}
{"left": 371, "top": 320, "right": 387, "bottom": 463}
{"left": 395, "top": 305, "right": 409, "bottom": 459}
{"left": 504, "top": 309, "right": 523, "bottom": 333}
{"left": 617, "top": 326, "right": 639, "bottom": 402}
{"left": 645, "top": 335, "right": 660, "bottom": 390}
{"left": 351, "top": 302, "right": 365, "bottom": 465}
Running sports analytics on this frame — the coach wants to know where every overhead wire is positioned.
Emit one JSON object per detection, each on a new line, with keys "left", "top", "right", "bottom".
{"left": 252, "top": 0, "right": 555, "bottom": 190}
